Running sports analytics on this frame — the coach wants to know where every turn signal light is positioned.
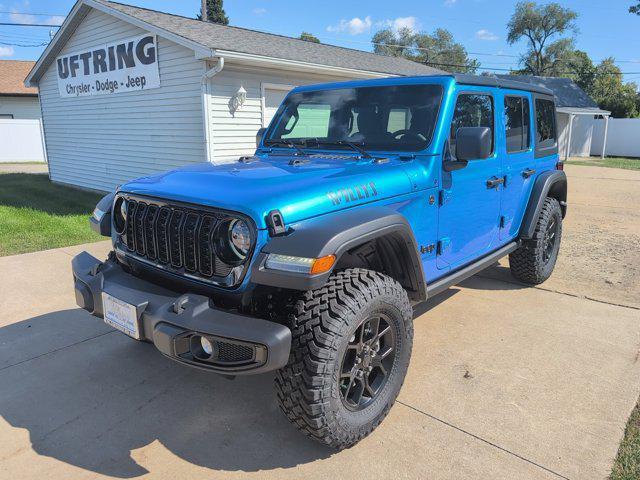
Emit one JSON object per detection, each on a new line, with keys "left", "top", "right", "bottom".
{"left": 310, "top": 255, "right": 336, "bottom": 274}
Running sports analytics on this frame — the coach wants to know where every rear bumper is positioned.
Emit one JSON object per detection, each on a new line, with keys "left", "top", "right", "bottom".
{"left": 72, "top": 251, "right": 291, "bottom": 375}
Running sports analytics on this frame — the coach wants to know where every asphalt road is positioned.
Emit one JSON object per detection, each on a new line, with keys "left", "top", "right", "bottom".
{"left": 0, "top": 165, "right": 638, "bottom": 479}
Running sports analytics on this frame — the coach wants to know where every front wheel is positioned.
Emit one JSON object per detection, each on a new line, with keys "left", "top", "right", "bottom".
{"left": 509, "top": 196, "right": 563, "bottom": 285}
{"left": 274, "top": 268, "right": 413, "bottom": 449}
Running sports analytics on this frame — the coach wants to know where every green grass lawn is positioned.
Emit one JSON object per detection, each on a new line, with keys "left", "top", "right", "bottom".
{"left": 566, "top": 156, "right": 640, "bottom": 171}
{"left": 0, "top": 173, "right": 104, "bottom": 256}
{"left": 612, "top": 399, "right": 640, "bottom": 480}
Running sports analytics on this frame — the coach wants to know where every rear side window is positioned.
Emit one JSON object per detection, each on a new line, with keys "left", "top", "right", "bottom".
{"left": 504, "top": 96, "right": 530, "bottom": 153}
{"left": 535, "top": 98, "right": 557, "bottom": 149}
{"left": 450, "top": 93, "right": 494, "bottom": 158}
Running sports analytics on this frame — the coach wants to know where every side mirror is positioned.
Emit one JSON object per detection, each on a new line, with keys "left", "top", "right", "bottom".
{"left": 256, "top": 127, "right": 267, "bottom": 148}
{"left": 455, "top": 126, "right": 492, "bottom": 161}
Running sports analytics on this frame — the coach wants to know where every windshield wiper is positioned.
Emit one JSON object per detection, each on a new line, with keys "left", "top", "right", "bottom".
{"left": 322, "top": 140, "right": 373, "bottom": 159}
{"left": 264, "top": 139, "right": 307, "bottom": 156}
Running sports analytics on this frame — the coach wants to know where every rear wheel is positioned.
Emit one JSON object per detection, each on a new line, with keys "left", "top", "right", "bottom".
{"left": 274, "top": 268, "right": 413, "bottom": 449}
{"left": 509, "top": 197, "right": 563, "bottom": 284}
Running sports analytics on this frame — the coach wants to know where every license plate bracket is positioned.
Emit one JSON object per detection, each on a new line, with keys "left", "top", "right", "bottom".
{"left": 102, "top": 292, "right": 141, "bottom": 340}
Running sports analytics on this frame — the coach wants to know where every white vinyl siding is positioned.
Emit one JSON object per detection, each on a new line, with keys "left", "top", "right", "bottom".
{"left": 0, "top": 96, "right": 41, "bottom": 119}
{"left": 38, "top": 9, "right": 205, "bottom": 191}
{"left": 207, "top": 65, "right": 354, "bottom": 162}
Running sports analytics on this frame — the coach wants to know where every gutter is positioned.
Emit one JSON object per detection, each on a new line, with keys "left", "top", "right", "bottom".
{"left": 201, "top": 56, "right": 225, "bottom": 163}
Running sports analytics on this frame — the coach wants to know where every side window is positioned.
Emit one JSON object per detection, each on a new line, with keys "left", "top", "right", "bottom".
{"left": 535, "top": 98, "right": 557, "bottom": 149}
{"left": 282, "top": 104, "right": 331, "bottom": 138}
{"left": 504, "top": 96, "right": 530, "bottom": 153}
{"left": 450, "top": 93, "right": 494, "bottom": 158}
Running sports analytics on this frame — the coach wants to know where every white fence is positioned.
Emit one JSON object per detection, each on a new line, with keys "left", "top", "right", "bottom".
{"left": 591, "top": 118, "right": 640, "bottom": 158}
{"left": 0, "top": 119, "right": 47, "bottom": 163}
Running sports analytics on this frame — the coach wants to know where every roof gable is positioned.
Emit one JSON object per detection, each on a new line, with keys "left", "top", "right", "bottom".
{"left": 27, "top": 0, "right": 442, "bottom": 86}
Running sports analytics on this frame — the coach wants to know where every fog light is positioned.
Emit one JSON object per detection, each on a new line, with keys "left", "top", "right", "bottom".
{"left": 201, "top": 336, "right": 214, "bottom": 356}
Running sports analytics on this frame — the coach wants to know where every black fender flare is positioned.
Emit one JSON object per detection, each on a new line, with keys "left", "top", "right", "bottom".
{"left": 89, "top": 192, "right": 115, "bottom": 237}
{"left": 251, "top": 206, "right": 426, "bottom": 300}
{"left": 519, "top": 170, "right": 567, "bottom": 240}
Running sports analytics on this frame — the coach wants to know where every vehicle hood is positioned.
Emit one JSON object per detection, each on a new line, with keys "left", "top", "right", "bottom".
{"left": 119, "top": 154, "right": 418, "bottom": 229}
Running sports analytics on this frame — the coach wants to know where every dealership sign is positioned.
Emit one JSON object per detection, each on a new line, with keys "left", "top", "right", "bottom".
{"left": 56, "top": 34, "right": 160, "bottom": 97}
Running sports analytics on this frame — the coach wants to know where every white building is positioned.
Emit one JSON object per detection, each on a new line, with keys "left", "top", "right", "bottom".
{"left": 25, "top": 0, "right": 441, "bottom": 192}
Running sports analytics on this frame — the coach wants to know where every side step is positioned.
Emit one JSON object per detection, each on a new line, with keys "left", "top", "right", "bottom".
{"left": 426, "top": 242, "right": 519, "bottom": 298}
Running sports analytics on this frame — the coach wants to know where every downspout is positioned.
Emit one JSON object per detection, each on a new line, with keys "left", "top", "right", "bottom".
{"left": 201, "top": 56, "right": 225, "bottom": 163}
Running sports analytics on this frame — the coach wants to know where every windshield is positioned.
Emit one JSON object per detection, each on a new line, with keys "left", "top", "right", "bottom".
{"left": 265, "top": 84, "right": 443, "bottom": 152}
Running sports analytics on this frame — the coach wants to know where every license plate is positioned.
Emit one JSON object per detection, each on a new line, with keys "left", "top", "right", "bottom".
{"left": 102, "top": 292, "right": 141, "bottom": 340}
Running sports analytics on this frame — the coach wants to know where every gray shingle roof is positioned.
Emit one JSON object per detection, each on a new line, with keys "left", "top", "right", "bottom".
{"left": 495, "top": 74, "right": 598, "bottom": 108}
{"left": 93, "top": 0, "right": 443, "bottom": 77}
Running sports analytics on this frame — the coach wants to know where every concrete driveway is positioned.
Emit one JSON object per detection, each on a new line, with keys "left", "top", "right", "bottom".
{"left": 0, "top": 165, "right": 639, "bottom": 479}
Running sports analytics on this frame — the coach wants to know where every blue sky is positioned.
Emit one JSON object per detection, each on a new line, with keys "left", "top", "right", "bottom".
{"left": 2, "top": 0, "right": 639, "bottom": 83}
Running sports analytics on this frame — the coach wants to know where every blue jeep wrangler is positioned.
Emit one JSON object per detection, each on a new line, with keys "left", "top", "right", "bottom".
{"left": 74, "top": 74, "right": 566, "bottom": 449}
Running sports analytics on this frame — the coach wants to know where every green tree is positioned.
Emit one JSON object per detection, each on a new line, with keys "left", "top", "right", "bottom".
{"left": 507, "top": 2, "right": 578, "bottom": 76}
{"left": 372, "top": 27, "right": 479, "bottom": 74}
{"left": 299, "top": 32, "right": 320, "bottom": 43}
{"left": 562, "top": 50, "right": 597, "bottom": 93}
{"left": 631, "top": 2, "right": 640, "bottom": 14}
{"left": 196, "top": 0, "right": 229, "bottom": 25}
{"left": 590, "top": 58, "right": 639, "bottom": 118}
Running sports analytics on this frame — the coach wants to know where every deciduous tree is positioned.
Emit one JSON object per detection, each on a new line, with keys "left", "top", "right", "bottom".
{"left": 507, "top": 2, "right": 577, "bottom": 76}
{"left": 299, "top": 32, "right": 320, "bottom": 43}
{"left": 372, "top": 27, "right": 479, "bottom": 74}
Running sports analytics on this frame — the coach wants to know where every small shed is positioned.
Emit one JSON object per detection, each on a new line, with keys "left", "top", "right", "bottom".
{"left": 497, "top": 75, "right": 611, "bottom": 160}
{"left": 25, "top": 0, "right": 442, "bottom": 192}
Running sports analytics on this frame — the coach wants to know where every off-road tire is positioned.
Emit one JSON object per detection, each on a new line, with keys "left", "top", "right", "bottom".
{"left": 274, "top": 268, "right": 413, "bottom": 450}
{"left": 509, "top": 196, "right": 562, "bottom": 285}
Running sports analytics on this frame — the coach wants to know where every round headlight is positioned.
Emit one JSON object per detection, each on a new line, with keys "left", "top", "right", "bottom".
{"left": 214, "top": 218, "right": 252, "bottom": 265}
{"left": 113, "top": 197, "right": 127, "bottom": 235}
{"left": 229, "top": 219, "right": 251, "bottom": 257}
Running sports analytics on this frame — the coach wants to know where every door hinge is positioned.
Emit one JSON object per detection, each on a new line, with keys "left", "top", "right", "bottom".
{"left": 436, "top": 237, "right": 451, "bottom": 256}
{"left": 438, "top": 190, "right": 452, "bottom": 206}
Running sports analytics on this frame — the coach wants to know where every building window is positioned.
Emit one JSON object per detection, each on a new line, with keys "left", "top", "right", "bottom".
{"left": 535, "top": 98, "right": 557, "bottom": 148}
{"left": 505, "top": 96, "right": 530, "bottom": 153}
{"left": 450, "top": 93, "right": 494, "bottom": 158}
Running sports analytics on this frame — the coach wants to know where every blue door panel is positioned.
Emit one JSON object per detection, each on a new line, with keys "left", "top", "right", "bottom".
{"left": 436, "top": 86, "right": 502, "bottom": 271}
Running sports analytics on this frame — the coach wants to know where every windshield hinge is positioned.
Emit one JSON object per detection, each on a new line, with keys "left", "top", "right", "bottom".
{"left": 266, "top": 210, "right": 287, "bottom": 236}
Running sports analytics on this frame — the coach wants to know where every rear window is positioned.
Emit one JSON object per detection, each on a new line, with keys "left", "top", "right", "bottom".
{"left": 535, "top": 98, "right": 557, "bottom": 149}
{"left": 505, "top": 96, "right": 530, "bottom": 153}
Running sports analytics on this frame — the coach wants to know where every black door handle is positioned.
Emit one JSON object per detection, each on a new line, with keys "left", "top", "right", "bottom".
{"left": 486, "top": 176, "right": 504, "bottom": 189}
{"left": 522, "top": 168, "right": 536, "bottom": 178}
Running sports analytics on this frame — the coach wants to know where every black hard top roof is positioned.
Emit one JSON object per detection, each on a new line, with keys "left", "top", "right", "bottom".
{"left": 453, "top": 74, "right": 554, "bottom": 96}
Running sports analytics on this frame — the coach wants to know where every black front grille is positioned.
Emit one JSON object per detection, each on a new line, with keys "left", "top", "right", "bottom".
{"left": 120, "top": 196, "right": 244, "bottom": 284}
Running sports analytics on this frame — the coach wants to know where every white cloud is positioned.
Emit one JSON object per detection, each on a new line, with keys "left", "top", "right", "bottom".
{"left": 9, "top": 11, "right": 36, "bottom": 23}
{"left": 378, "top": 16, "right": 419, "bottom": 33}
{"left": 476, "top": 29, "right": 498, "bottom": 41}
{"left": 444, "top": 0, "right": 457, "bottom": 6}
{"left": 327, "top": 16, "right": 372, "bottom": 35}
{"left": 252, "top": 7, "right": 266, "bottom": 15}
{"left": 0, "top": 46, "right": 15, "bottom": 57}
{"left": 46, "top": 15, "right": 65, "bottom": 25}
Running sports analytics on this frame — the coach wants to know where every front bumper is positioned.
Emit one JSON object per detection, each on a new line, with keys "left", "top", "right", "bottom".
{"left": 72, "top": 251, "right": 291, "bottom": 375}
